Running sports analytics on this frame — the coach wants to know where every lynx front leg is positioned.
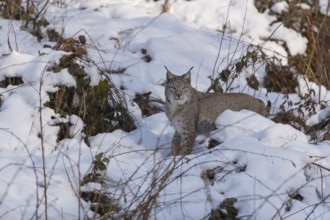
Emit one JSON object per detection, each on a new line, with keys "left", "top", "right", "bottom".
{"left": 171, "top": 130, "right": 196, "bottom": 156}
{"left": 171, "top": 131, "right": 181, "bottom": 155}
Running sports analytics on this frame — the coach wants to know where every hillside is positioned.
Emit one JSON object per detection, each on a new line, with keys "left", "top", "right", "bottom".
{"left": 0, "top": 0, "right": 330, "bottom": 219}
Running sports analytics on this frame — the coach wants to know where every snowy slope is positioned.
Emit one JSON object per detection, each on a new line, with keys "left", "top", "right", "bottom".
{"left": 0, "top": 0, "right": 330, "bottom": 219}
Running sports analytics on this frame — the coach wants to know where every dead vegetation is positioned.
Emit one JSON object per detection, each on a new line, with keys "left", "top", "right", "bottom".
{"left": 1, "top": 1, "right": 330, "bottom": 219}
{"left": 44, "top": 34, "right": 136, "bottom": 142}
{"left": 253, "top": 0, "right": 330, "bottom": 142}
{"left": 263, "top": 64, "right": 299, "bottom": 94}
{"left": 0, "top": 76, "right": 23, "bottom": 87}
{"left": 255, "top": 0, "right": 330, "bottom": 89}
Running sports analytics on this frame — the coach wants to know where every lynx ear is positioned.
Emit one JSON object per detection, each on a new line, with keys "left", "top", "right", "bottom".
{"left": 165, "top": 66, "right": 175, "bottom": 81}
{"left": 182, "top": 72, "right": 191, "bottom": 83}
{"left": 182, "top": 66, "right": 193, "bottom": 83}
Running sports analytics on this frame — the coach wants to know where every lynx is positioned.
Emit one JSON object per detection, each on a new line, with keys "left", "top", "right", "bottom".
{"left": 164, "top": 67, "right": 267, "bottom": 155}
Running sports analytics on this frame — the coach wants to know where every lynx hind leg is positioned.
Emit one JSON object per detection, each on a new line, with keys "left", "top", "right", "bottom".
{"left": 171, "top": 130, "right": 196, "bottom": 156}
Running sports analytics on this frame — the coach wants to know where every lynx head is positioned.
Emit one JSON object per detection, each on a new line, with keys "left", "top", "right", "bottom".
{"left": 165, "top": 66, "right": 194, "bottom": 105}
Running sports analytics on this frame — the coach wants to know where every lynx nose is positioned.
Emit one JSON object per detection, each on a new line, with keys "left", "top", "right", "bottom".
{"left": 176, "top": 91, "right": 183, "bottom": 98}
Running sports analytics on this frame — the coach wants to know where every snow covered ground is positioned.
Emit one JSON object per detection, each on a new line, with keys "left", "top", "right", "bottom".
{"left": 0, "top": 0, "right": 330, "bottom": 219}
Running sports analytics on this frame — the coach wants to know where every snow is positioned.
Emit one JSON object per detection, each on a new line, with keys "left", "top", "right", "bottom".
{"left": 271, "top": 1, "right": 289, "bottom": 14}
{"left": 0, "top": 0, "right": 330, "bottom": 219}
{"left": 297, "top": 3, "right": 311, "bottom": 10}
{"left": 319, "top": 0, "right": 330, "bottom": 16}
{"left": 269, "top": 22, "right": 308, "bottom": 56}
